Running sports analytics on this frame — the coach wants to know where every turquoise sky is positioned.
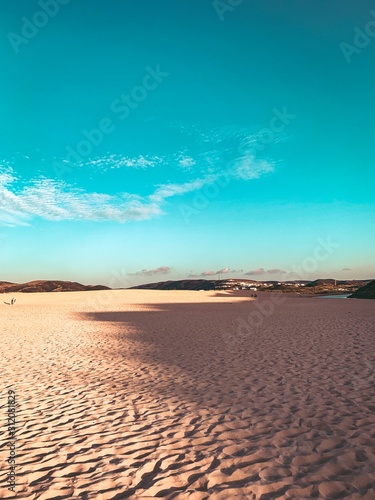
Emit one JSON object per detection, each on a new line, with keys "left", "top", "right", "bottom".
{"left": 1, "top": 0, "right": 374, "bottom": 286}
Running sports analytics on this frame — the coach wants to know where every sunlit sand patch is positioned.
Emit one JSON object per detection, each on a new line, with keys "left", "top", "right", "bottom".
{"left": 0, "top": 290, "right": 374, "bottom": 498}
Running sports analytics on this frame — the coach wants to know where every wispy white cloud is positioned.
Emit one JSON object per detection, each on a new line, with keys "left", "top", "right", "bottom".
{"left": 0, "top": 161, "right": 273, "bottom": 226}
{"left": 0, "top": 172, "right": 162, "bottom": 226}
{"left": 217, "top": 267, "right": 231, "bottom": 274}
{"left": 233, "top": 156, "right": 275, "bottom": 180}
{"left": 244, "top": 268, "right": 266, "bottom": 276}
{"left": 172, "top": 124, "right": 277, "bottom": 181}
{"left": 81, "top": 154, "right": 163, "bottom": 171}
{"left": 75, "top": 122, "right": 278, "bottom": 180}
{"left": 178, "top": 156, "right": 196, "bottom": 169}
{"left": 2, "top": 173, "right": 237, "bottom": 227}
{"left": 267, "top": 268, "right": 287, "bottom": 274}
{"left": 0, "top": 171, "right": 15, "bottom": 185}
{"left": 128, "top": 266, "right": 171, "bottom": 276}
{"left": 149, "top": 178, "right": 209, "bottom": 203}
{"left": 1, "top": 122, "right": 279, "bottom": 226}
{"left": 244, "top": 268, "right": 287, "bottom": 276}
{"left": 188, "top": 267, "right": 241, "bottom": 277}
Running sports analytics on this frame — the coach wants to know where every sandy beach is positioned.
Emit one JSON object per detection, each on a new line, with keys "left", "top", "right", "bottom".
{"left": 1, "top": 290, "right": 374, "bottom": 499}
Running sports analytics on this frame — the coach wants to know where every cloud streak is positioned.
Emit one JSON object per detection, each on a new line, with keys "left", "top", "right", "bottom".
{"left": 189, "top": 267, "right": 242, "bottom": 277}
{"left": 244, "top": 268, "right": 287, "bottom": 276}
{"left": 128, "top": 266, "right": 171, "bottom": 276}
{"left": 80, "top": 154, "right": 163, "bottom": 171}
{"left": 244, "top": 268, "right": 266, "bottom": 276}
{"left": 0, "top": 123, "right": 278, "bottom": 226}
{"left": 0, "top": 173, "right": 163, "bottom": 226}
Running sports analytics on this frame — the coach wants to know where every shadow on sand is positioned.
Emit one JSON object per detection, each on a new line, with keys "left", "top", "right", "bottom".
{"left": 76, "top": 291, "right": 271, "bottom": 410}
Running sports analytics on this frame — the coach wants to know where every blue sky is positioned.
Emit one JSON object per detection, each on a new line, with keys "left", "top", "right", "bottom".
{"left": 1, "top": 0, "right": 374, "bottom": 286}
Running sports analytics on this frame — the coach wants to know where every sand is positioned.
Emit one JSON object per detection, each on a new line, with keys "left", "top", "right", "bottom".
{"left": 0, "top": 289, "right": 374, "bottom": 499}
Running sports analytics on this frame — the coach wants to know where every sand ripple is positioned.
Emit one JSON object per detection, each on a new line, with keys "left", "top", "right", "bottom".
{"left": 0, "top": 290, "right": 374, "bottom": 498}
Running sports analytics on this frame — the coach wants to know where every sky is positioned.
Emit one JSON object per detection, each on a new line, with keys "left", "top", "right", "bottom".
{"left": 1, "top": 0, "right": 374, "bottom": 286}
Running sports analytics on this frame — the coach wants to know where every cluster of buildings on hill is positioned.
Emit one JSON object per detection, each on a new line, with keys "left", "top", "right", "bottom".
{"left": 213, "top": 279, "right": 370, "bottom": 295}
{"left": 215, "top": 280, "right": 304, "bottom": 291}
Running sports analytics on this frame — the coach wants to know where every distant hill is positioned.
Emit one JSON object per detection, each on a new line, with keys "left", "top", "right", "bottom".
{"left": 0, "top": 280, "right": 111, "bottom": 293}
{"left": 131, "top": 279, "right": 269, "bottom": 291}
{"left": 130, "top": 278, "right": 372, "bottom": 293}
{"left": 130, "top": 279, "right": 220, "bottom": 291}
{"left": 305, "top": 279, "right": 336, "bottom": 287}
{"left": 130, "top": 278, "right": 303, "bottom": 291}
{"left": 349, "top": 280, "right": 375, "bottom": 299}
{"left": 305, "top": 279, "right": 369, "bottom": 288}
